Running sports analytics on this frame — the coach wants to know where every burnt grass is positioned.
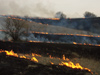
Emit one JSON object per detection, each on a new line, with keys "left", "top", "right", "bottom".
{"left": 0, "top": 52, "right": 90, "bottom": 75}
{"left": 0, "top": 41, "right": 100, "bottom": 60}
{"left": 0, "top": 41, "right": 99, "bottom": 75}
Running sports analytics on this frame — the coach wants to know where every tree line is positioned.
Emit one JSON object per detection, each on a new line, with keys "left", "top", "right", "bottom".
{"left": 55, "top": 11, "right": 97, "bottom": 19}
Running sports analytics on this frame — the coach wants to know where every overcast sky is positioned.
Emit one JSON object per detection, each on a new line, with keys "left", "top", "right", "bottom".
{"left": 0, "top": 0, "right": 100, "bottom": 18}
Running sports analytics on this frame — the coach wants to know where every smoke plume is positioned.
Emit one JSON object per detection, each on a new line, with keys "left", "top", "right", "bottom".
{"left": 0, "top": 0, "right": 55, "bottom": 18}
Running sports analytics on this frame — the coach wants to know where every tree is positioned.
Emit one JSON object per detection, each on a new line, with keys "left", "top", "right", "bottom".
{"left": 55, "top": 12, "right": 66, "bottom": 19}
{"left": 84, "top": 11, "right": 97, "bottom": 18}
{"left": 3, "top": 17, "right": 29, "bottom": 41}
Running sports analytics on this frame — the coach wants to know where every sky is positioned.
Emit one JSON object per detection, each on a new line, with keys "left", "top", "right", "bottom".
{"left": 0, "top": 0, "right": 100, "bottom": 18}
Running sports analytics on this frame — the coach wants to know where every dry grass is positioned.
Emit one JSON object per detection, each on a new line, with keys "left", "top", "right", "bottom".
{"left": 0, "top": 17, "right": 99, "bottom": 36}
{"left": 29, "top": 21, "right": 99, "bottom": 36}
{"left": 20, "top": 52, "right": 100, "bottom": 75}
{"left": 37, "top": 56, "right": 100, "bottom": 75}
{"left": 71, "top": 58, "right": 100, "bottom": 75}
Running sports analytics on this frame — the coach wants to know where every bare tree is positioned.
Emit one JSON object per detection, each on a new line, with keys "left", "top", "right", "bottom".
{"left": 3, "top": 17, "right": 29, "bottom": 41}
{"left": 55, "top": 12, "right": 66, "bottom": 19}
{"left": 84, "top": 11, "right": 97, "bottom": 18}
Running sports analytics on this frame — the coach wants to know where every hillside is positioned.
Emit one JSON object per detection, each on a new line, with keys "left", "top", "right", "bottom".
{"left": 0, "top": 16, "right": 100, "bottom": 45}
{"left": 30, "top": 17, "right": 100, "bottom": 34}
{"left": 0, "top": 16, "right": 99, "bottom": 36}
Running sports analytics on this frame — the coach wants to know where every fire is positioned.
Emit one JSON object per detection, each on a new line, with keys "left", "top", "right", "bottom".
{"left": 5, "top": 16, "right": 100, "bottom": 38}
{"left": 0, "top": 50, "right": 93, "bottom": 74}
{"left": 73, "top": 42, "right": 77, "bottom": 44}
{"left": 49, "top": 55, "right": 53, "bottom": 59}
{"left": 50, "top": 18, "right": 60, "bottom": 20}
{"left": 0, "top": 50, "right": 38, "bottom": 62}
{"left": 49, "top": 54, "right": 93, "bottom": 74}
{"left": 28, "top": 40, "right": 100, "bottom": 47}
{"left": 1, "top": 17, "right": 100, "bottom": 39}
{"left": 63, "top": 55, "right": 66, "bottom": 60}
{"left": 32, "top": 53, "right": 41, "bottom": 57}
{"left": 73, "top": 42, "right": 94, "bottom": 46}
{"left": 59, "top": 62, "right": 91, "bottom": 71}
{"left": 0, "top": 50, "right": 18, "bottom": 57}
{"left": 59, "top": 62, "right": 93, "bottom": 74}
{"left": 50, "top": 61, "right": 54, "bottom": 65}
{"left": 20, "top": 56, "right": 27, "bottom": 59}
{"left": 31, "top": 57, "right": 38, "bottom": 62}
{"left": 29, "top": 40, "right": 42, "bottom": 43}
{"left": 31, "top": 31, "right": 100, "bottom": 38}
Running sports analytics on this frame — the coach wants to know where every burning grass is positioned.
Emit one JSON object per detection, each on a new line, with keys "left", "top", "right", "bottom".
{"left": 0, "top": 41, "right": 100, "bottom": 74}
{"left": 0, "top": 50, "right": 94, "bottom": 74}
{"left": 0, "top": 16, "right": 99, "bottom": 36}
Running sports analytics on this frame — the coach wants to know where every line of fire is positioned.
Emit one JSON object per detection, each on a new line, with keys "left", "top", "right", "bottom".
{"left": 0, "top": 15, "right": 99, "bottom": 75}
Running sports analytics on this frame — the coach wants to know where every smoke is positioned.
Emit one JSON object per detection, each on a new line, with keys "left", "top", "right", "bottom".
{"left": 25, "top": 33, "right": 100, "bottom": 45}
{"left": 0, "top": 0, "right": 55, "bottom": 18}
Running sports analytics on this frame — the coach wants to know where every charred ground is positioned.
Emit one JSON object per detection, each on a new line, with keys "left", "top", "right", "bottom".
{"left": 0, "top": 41, "right": 100, "bottom": 75}
{"left": 0, "top": 52, "right": 90, "bottom": 75}
{"left": 0, "top": 41, "right": 100, "bottom": 60}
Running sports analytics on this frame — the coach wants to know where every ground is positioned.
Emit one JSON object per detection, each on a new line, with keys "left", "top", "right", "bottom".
{"left": 0, "top": 41, "right": 100, "bottom": 75}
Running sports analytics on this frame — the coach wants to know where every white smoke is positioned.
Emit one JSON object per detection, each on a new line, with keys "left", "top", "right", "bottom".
{"left": 25, "top": 33, "right": 100, "bottom": 45}
{"left": 0, "top": 0, "right": 55, "bottom": 18}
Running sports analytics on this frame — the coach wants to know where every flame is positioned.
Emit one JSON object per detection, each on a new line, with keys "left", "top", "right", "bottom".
{"left": 73, "top": 42, "right": 94, "bottom": 46}
{"left": 31, "top": 57, "right": 38, "bottom": 62}
{"left": 0, "top": 50, "right": 38, "bottom": 62}
{"left": 2, "top": 17, "right": 100, "bottom": 39}
{"left": 60, "top": 62, "right": 83, "bottom": 69}
{"left": 63, "top": 55, "right": 66, "bottom": 60}
{"left": 49, "top": 55, "right": 52, "bottom": 58}
{"left": 32, "top": 53, "right": 41, "bottom": 57}
{"left": 50, "top": 61, "right": 54, "bottom": 65}
{"left": 31, "top": 31, "right": 100, "bottom": 38}
{"left": 0, "top": 50, "right": 18, "bottom": 57}
{"left": 28, "top": 40, "right": 100, "bottom": 47}
{"left": 73, "top": 42, "right": 77, "bottom": 44}
{"left": 20, "top": 56, "right": 27, "bottom": 59}
{"left": 29, "top": 40, "right": 42, "bottom": 43}
{"left": 0, "top": 50, "right": 93, "bottom": 74}
{"left": 49, "top": 54, "right": 93, "bottom": 74}
{"left": 50, "top": 18, "right": 60, "bottom": 20}
{"left": 59, "top": 62, "right": 93, "bottom": 74}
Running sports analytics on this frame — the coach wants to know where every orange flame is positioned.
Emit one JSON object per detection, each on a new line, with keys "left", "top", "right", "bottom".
{"left": 0, "top": 50, "right": 93, "bottom": 74}
{"left": 50, "top": 61, "right": 54, "bottom": 65}
{"left": 0, "top": 50, "right": 38, "bottom": 62}
{"left": 63, "top": 55, "right": 66, "bottom": 60}
{"left": 32, "top": 53, "right": 41, "bottom": 57}
{"left": 3, "top": 16, "right": 100, "bottom": 38}
{"left": 20, "top": 56, "right": 27, "bottom": 59}
{"left": 73, "top": 42, "right": 77, "bottom": 44}
{"left": 28, "top": 40, "right": 100, "bottom": 47}
{"left": 31, "top": 57, "right": 38, "bottom": 62}
{"left": 31, "top": 31, "right": 100, "bottom": 38}
{"left": 29, "top": 40, "right": 42, "bottom": 43}
{"left": 59, "top": 62, "right": 93, "bottom": 74}
{"left": 49, "top": 54, "right": 93, "bottom": 74}
{"left": 0, "top": 50, "right": 18, "bottom": 57}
